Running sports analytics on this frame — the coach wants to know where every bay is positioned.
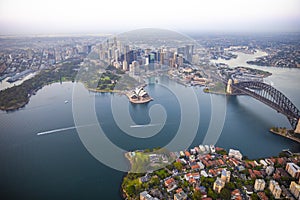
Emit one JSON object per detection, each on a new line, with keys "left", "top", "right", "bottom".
{"left": 0, "top": 51, "right": 299, "bottom": 199}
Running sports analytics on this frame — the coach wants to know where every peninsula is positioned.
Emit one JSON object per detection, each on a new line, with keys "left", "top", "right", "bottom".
{"left": 122, "top": 146, "right": 300, "bottom": 200}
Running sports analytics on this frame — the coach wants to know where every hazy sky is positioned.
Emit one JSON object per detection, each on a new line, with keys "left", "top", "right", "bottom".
{"left": 0, "top": 0, "right": 299, "bottom": 35}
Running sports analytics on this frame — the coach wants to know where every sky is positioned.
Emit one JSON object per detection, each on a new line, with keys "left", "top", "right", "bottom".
{"left": 0, "top": 0, "right": 299, "bottom": 35}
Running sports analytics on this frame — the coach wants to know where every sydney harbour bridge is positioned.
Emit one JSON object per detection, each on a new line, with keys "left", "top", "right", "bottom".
{"left": 225, "top": 79, "right": 300, "bottom": 133}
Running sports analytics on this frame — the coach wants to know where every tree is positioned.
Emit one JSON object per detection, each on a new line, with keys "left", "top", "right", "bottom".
{"left": 174, "top": 161, "right": 183, "bottom": 171}
{"left": 251, "top": 193, "right": 259, "bottom": 200}
{"left": 183, "top": 180, "right": 189, "bottom": 188}
{"left": 220, "top": 188, "right": 231, "bottom": 200}
{"left": 150, "top": 176, "right": 159, "bottom": 186}
{"left": 208, "top": 188, "right": 218, "bottom": 199}
{"left": 192, "top": 190, "right": 202, "bottom": 200}
{"left": 225, "top": 182, "right": 236, "bottom": 190}
{"left": 126, "top": 185, "right": 136, "bottom": 196}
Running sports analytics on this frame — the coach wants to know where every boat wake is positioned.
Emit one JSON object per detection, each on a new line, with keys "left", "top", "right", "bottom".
{"left": 36, "top": 124, "right": 96, "bottom": 136}
{"left": 130, "top": 123, "right": 161, "bottom": 128}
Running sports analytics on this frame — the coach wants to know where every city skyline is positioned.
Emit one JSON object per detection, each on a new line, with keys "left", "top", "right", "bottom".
{"left": 0, "top": 0, "right": 300, "bottom": 35}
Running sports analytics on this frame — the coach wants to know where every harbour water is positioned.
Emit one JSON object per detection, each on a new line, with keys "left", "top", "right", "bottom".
{"left": 0, "top": 52, "right": 299, "bottom": 199}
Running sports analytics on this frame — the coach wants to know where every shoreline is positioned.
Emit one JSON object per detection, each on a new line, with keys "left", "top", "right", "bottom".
{"left": 270, "top": 128, "right": 300, "bottom": 144}
{"left": 124, "top": 152, "right": 133, "bottom": 171}
{"left": 127, "top": 96, "right": 153, "bottom": 104}
{"left": 0, "top": 99, "right": 28, "bottom": 111}
{"left": 203, "top": 89, "right": 226, "bottom": 95}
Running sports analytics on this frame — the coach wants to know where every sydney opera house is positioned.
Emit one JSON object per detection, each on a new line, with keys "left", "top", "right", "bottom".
{"left": 127, "top": 87, "right": 152, "bottom": 104}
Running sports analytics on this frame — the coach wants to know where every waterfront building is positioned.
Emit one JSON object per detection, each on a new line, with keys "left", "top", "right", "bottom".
{"left": 286, "top": 163, "right": 300, "bottom": 179}
{"left": 254, "top": 179, "right": 266, "bottom": 191}
{"left": 266, "top": 166, "right": 275, "bottom": 176}
{"left": 128, "top": 87, "right": 150, "bottom": 101}
{"left": 228, "top": 149, "right": 243, "bottom": 160}
{"left": 289, "top": 181, "right": 300, "bottom": 199}
{"left": 140, "top": 191, "right": 159, "bottom": 200}
{"left": 260, "top": 160, "right": 268, "bottom": 168}
{"left": 269, "top": 180, "right": 282, "bottom": 199}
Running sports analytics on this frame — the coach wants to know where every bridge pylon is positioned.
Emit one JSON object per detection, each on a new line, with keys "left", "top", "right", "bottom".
{"left": 226, "top": 79, "right": 239, "bottom": 95}
{"left": 226, "top": 79, "right": 233, "bottom": 94}
{"left": 295, "top": 119, "right": 300, "bottom": 134}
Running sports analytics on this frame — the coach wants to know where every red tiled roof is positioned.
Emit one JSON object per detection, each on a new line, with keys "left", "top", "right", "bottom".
{"left": 176, "top": 188, "right": 183, "bottom": 193}
{"left": 189, "top": 178, "right": 196, "bottom": 184}
{"left": 231, "top": 189, "right": 240, "bottom": 195}
{"left": 185, "top": 151, "right": 191, "bottom": 157}
{"left": 191, "top": 165, "right": 200, "bottom": 169}
{"left": 248, "top": 169, "right": 256, "bottom": 179}
{"left": 253, "top": 170, "right": 262, "bottom": 177}
{"left": 164, "top": 178, "right": 175, "bottom": 187}
{"left": 257, "top": 192, "right": 269, "bottom": 200}
{"left": 215, "top": 147, "right": 224, "bottom": 151}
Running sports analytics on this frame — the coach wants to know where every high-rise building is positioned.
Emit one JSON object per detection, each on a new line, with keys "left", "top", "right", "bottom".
{"left": 113, "top": 36, "right": 117, "bottom": 47}
{"left": 286, "top": 163, "right": 300, "bottom": 179}
{"left": 131, "top": 61, "right": 139, "bottom": 75}
{"left": 126, "top": 50, "right": 137, "bottom": 65}
{"left": 177, "top": 47, "right": 185, "bottom": 57}
{"left": 87, "top": 45, "right": 92, "bottom": 54}
{"left": 221, "top": 169, "right": 231, "bottom": 183}
{"left": 269, "top": 180, "right": 282, "bottom": 199}
{"left": 122, "top": 60, "right": 128, "bottom": 71}
{"left": 254, "top": 179, "right": 266, "bottom": 191}
{"left": 169, "top": 58, "right": 175, "bottom": 68}
{"left": 108, "top": 48, "right": 113, "bottom": 59}
{"left": 114, "top": 49, "right": 119, "bottom": 62}
{"left": 160, "top": 52, "right": 165, "bottom": 65}
{"left": 213, "top": 177, "right": 225, "bottom": 193}
{"left": 266, "top": 166, "right": 275, "bottom": 176}
{"left": 148, "top": 53, "right": 156, "bottom": 64}
{"left": 289, "top": 181, "right": 300, "bottom": 199}
{"left": 177, "top": 54, "right": 184, "bottom": 67}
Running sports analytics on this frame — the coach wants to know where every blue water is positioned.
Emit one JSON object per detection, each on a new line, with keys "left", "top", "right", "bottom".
{"left": 0, "top": 66, "right": 299, "bottom": 199}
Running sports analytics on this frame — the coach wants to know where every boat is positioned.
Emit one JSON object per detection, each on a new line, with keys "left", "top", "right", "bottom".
{"left": 210, "top": 145, "right": 216, "bottom": 153}
{"left": 64, "top": 100, "right": 68, "bottom": 104}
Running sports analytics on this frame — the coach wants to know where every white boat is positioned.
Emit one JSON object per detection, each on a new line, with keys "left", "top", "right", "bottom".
{"left": 199, "top": 145, "right": 205, "bottom": 152}
{"left": 64, "top": 100, "right": 68, "bottom": 104}
{"left": 210, "top": 145, "right": 216, "bottom": 153}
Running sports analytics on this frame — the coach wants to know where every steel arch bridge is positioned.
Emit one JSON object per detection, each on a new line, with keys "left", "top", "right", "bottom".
{"left": 229, "top": 81, "right": 300, "bottom": 129}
